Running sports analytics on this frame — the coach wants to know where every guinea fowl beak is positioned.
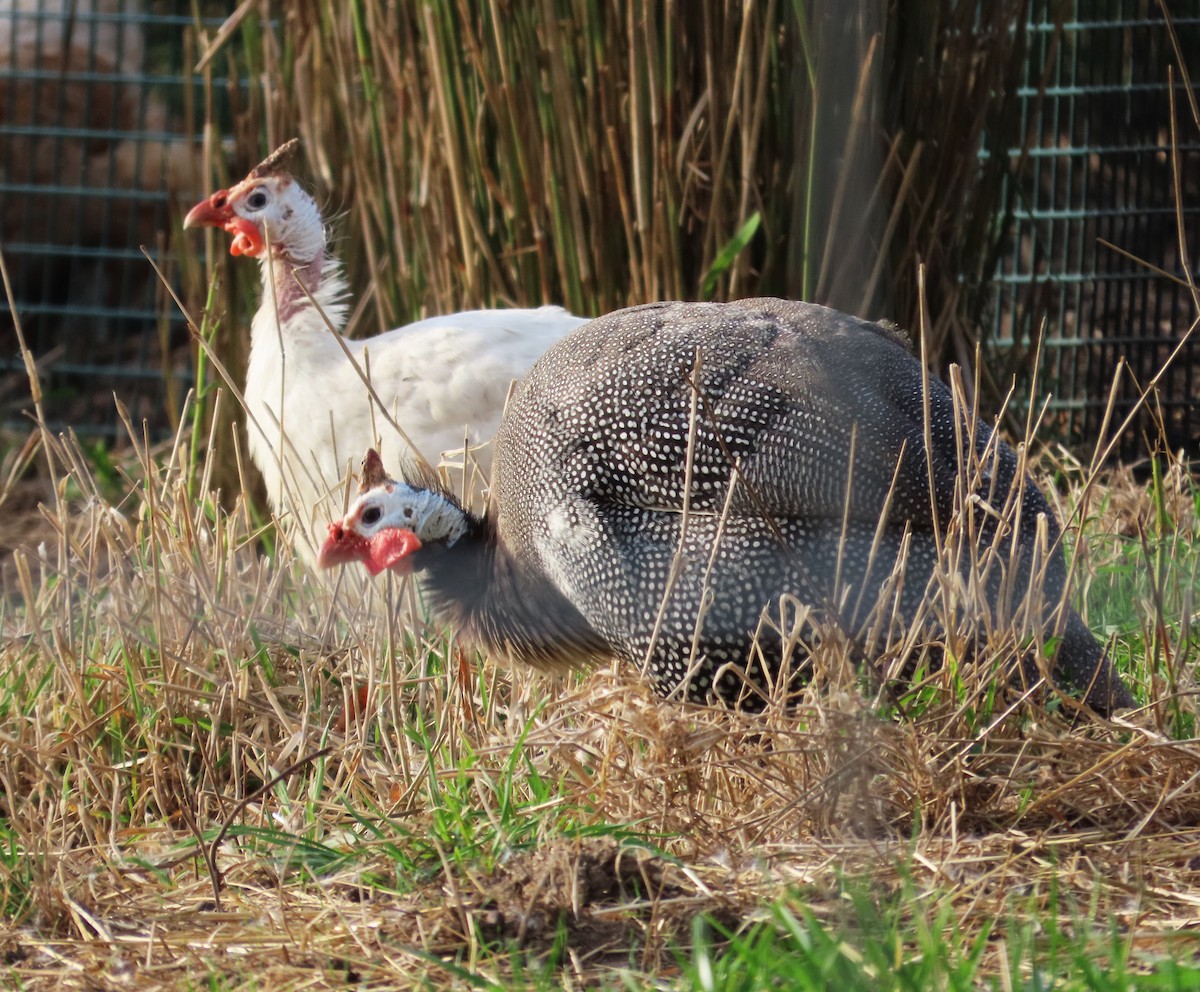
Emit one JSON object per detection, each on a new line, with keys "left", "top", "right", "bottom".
{"left": 317, "top": 522, "right": 367, "bottom": 569}
{"left": 183, "top": 190, "right": 232, "bottom": 229}
{"left": 183, "top": 190, "right": 265, "bottom": 257}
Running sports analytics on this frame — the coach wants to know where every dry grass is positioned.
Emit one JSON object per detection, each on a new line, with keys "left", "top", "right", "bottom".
{"left": 2, "top": 3, "right": 1199, "bottom": 988}
{"left": 0, "top": 369, "right": 1197, "bottom": 986}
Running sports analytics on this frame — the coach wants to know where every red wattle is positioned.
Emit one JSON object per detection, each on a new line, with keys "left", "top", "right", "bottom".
{"left": 225, "top": 217, "right": 265, "bottom": 258}
{"left": 367, "top": 529, "right": 422, "bottom": 576}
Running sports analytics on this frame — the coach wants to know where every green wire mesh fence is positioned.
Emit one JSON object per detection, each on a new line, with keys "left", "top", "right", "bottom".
{"left": 988, "top": 0, "right": 1200, "bottom": 459}
{"left": 1, "top": 0, "right": 1198, "bottom": 464}
{"left": 0, "top": 0, "right": 215, "bottom": 439}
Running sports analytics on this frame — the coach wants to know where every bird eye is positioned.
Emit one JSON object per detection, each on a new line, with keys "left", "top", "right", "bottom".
{"left": 361, "top": 506, "right": 382, "bottom": 526}
{"left": 245, "top": 188, "right": 269, "bottom": 210}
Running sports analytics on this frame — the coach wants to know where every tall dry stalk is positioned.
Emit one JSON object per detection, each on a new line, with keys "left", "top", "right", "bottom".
{"left": 177, "top": 1, "right": 1047, "bottom": 499}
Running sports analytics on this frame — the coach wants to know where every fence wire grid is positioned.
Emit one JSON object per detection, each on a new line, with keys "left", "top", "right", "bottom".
{"left": 0, "top": 0, "right": 218, "bottom": 440}
{"left": 989, "top": 0, "right": 1200, "bottom": 459}
{"left": 1, "top": 0, "right": 1198, "bottom": 463}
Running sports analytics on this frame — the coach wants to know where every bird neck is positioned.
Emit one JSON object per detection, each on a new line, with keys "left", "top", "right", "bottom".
{"left": 416, "top": 512, "right": 607, "bottom": 670}
{"left": 416, "top": 512, "right": 493, "bottom": 621}
{"left": 261, "top": 246, "right": 327, "bottom": 326}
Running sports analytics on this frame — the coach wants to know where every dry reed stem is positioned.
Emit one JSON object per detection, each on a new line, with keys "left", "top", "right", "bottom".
{"left": 179, "top": 2, "right": 1036, "bottom": 427}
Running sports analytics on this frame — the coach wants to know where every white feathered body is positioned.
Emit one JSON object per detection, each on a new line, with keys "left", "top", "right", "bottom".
{"left": 245, "top": 256, "right": 588, "bottom": 562}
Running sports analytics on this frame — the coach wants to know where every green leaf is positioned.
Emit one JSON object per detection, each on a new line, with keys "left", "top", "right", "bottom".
{"left": 700, "top": 212, "right": 762, "bottom": 301}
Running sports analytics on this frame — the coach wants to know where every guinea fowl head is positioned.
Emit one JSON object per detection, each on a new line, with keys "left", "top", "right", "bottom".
{"left": 318, "top": 450, "right": 470, "bottom": 577}
{"left": 183, "top": 140, "right": 324, "bottom": 264}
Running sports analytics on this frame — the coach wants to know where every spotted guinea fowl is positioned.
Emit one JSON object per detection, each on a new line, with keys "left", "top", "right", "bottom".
{"left": 318, "top": 298, "right": 1135, "bottom": 715}
{"left": 183, "top": 140, "right": 589, "bottom": 566}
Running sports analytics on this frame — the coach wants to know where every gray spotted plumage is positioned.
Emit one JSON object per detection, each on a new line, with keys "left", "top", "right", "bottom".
{"left": 353, "top": 298, "right": 1134, "bottom": 714}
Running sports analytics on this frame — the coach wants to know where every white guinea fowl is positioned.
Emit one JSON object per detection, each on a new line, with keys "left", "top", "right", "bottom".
{"left": 183, "top": 142, "right": 589, "bottom": 566}
{"left": 319, "top": 299, "right": 1135, "bottom": 716}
